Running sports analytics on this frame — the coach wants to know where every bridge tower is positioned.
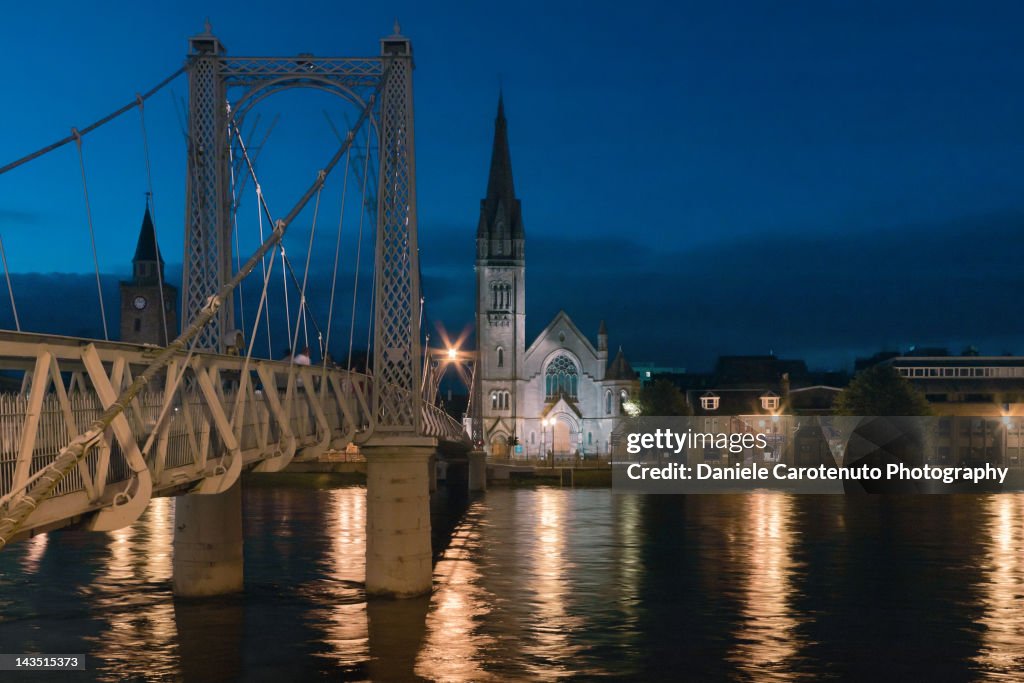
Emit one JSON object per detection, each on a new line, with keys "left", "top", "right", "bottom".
{"left": 173, "top": 22, "right": 433, "bottom": 599}
{"left": 172, "top": 23, "right": 242, "bottom": 599}
{"left": 362, "top": 24, "right": 435, "bottom": 599}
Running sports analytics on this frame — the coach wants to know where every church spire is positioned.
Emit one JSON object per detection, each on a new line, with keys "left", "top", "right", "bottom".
{"left": 478, "top": 92, "right": 524, "bottom": 251}
{"left": 485, "top": 92, "right": 515, "bottom": 210}
{"left": 132, "top": 201, "right": 164, "bottom": 285}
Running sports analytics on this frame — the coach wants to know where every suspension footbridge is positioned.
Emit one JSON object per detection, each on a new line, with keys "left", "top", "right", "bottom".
{"left": 0, "top": 23, "right": 478, "bottom": 599}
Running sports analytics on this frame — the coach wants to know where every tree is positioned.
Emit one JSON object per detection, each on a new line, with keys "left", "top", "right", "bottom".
{"left": 638, "top": 379, "right": 691, "bottom": 416}
{"left": 834, "top": 365, "right": 932, "bottom": 416}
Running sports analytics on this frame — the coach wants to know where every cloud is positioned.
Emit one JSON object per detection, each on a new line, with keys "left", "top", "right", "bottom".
{"left": 0, "top": 209, "right": 41, "bottom": 225}
{"left": 416, "top": 211, "right": 1024, "bottom": 371}
{"left": 6, "top": 211, "right": 1021, "bottom": 373}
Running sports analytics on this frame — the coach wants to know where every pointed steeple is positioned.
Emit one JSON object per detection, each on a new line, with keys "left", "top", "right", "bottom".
{"left": 132, "top": 202, "right": 164, "bottom": 285}
{"left": 486, "top": 92, "right": 515, "bottom": 207}
{"left": 478, "top": 92, "right": 524, "bottom": 256}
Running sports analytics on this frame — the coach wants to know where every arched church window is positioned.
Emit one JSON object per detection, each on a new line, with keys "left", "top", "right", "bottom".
{"left": 497, "top": 347, "right": 504, "bottom": 368}
{"left": 605, "top": 390, "right": 613, "bottom": 415}
{"left": 491, "top": 392, "right": 498, "bottom": 410}
{"left": 545, "top": 355, "right": 579, "bottom": 400}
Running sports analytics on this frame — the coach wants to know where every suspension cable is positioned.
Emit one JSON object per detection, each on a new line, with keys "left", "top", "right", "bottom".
{"left": 137, "top": 96, "right": 170, "bottom": 344}
{"left": 362, "top": 139, "right": 378, "bottom": 374}
{"left": 231, "top": 120, "right": 275, "bottom": 357}
{"left": 0, "top": 236, "right": 20, "bottom": 332}
{"left": 73, "top": 130, "right": 109, "bottom": 341}
{"left": 347, "top": 126, "right": 373, "bottom": 372}
{"left": 0, "top": 67, "right": 185, "bottom": 177}
{"left": 288, "top": 183, "right": 323, "bottom": 360}
{"left": 228, "top": 135, "right": 246, "bottom": 339}
{"left": 280, "top": 250, "right": 325, "bottom": 347}
{"left": 280, "top": 246, "right": 292, "bottom": 352}
{"left": 257, "top": 186, "right": 273, "bottom": 356}
{"left": 228, "top": 114, "right": 278, "bottom": 344}
{"left": 0, "top": 81, "right": 382, "bottom": 549}
{"left": 322, "top": 145, "right": 352, "bottom": 376}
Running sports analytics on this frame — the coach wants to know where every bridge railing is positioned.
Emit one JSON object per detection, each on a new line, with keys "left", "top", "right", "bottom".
{"left": 0, "top": 330, "right": 378, "bottom": 539}
{"left": 421, "top": 401, "right": 471, "bottom": 444}
{"left": 0, "top": 326, "right": 468, "bottom": 542}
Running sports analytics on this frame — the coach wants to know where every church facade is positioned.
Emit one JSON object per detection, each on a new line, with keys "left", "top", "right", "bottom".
{"left": 475, "top": 97, "right": 639, "bottom": 459}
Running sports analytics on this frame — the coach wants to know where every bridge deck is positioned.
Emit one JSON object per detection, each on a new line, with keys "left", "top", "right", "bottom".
{"left": 0, "top": 330, "right": 466, "bottom": 543}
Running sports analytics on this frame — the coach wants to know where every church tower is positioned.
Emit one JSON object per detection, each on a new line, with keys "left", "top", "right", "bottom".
{"left": 476, "top": 94, "right": 526, "bottom": 452}
{"left": 120, "top": 203, "right": 178, "bottom": 345}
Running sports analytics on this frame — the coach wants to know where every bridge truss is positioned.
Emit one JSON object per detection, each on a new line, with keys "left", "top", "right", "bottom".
{"left": 184, "top": 23, "right": 424, "bottom": 435}
{"left": 0, "top": 24, "right": 468, "bottom": 549}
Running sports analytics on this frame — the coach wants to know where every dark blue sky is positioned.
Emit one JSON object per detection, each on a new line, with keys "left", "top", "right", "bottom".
{"left": 2, "top": 1, "right": 1024, "bottom": 370}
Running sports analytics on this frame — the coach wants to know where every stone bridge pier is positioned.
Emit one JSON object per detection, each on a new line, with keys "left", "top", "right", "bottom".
{"left": 172, "top": 483, "right": 245, "bottom": 598}
{"left": 363, "top": 440, "right": 437, "bottom": 598}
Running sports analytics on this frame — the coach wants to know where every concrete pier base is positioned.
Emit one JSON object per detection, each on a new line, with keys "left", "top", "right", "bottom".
{"left": 428, "top": 453, "right": 438, "bottom": 493}
{"left": 365, "top": 446, "right": 434, "bottom": 598}
{"left": 468, "top": 451, "right": 487, "bottom": 492}
{"left": 172, "top": 481, "right": 244, "bottom": 597}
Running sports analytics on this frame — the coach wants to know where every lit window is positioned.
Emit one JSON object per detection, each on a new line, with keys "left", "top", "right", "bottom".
{"left": 701, "top": 392, "right": 720, "bottom": 411}
{"left": 545, "top": 355, "right": 579, "bottom": 399}
{"left": 761, "top": 393, "right": 780, "bottom": 411}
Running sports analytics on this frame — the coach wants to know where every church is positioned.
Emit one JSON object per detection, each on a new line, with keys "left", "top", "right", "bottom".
{"left": 475, "top": 96, "right": 639, "bottom": 459}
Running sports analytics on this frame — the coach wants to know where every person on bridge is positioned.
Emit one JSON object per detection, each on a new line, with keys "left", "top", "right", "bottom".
{"left": 293, "top": 346, "right": 312, "bottom": 366}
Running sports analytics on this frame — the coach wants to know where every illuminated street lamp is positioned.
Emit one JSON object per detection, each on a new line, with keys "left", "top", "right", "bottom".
{"left": 541, "top": 417, "right": 553, "bottom": 467}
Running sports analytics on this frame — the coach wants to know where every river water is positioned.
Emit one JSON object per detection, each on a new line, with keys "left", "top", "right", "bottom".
{"left": 1, "top": 481, "right": 1024, "bottom": 681}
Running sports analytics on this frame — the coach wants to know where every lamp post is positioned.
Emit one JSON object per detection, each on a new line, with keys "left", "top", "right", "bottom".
{"left": 540, "top": 417, "right": 548, "bottom": 465}
{"left": 542, "top": 417, "right": 555, "bottom": 468}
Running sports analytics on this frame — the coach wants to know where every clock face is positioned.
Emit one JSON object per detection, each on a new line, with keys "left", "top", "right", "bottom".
{"left": 133, "top": 295, "right": 147, "bottom": 311}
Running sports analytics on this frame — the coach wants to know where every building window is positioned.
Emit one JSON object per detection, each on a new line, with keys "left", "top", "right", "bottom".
{"left": 491, "top": 391, "right": 510, "bottom": 410}
{"left": 133, "top": 318, "right": 142, "bottom": 332}
{"left": 497, "top": 346, "right": 504, "bottom": 368}
{"left": 760, "top": 393, "right": 780, "bottom": 411}
{"left": 490, "top": 282, "right": 511, "bottom": 310}
{"left": 545, "top": 355, "right": 579, "bottom": 399}
{"left": 605, "top": 390, "right": 612, "bottom": 415}
{"left": 588, "top": 432, "right": 592, "bottom": 445}
{"left": 531, "top": 431, "right": 535, "bottom": 444}
{"left": 701, "top": 392, "right": 720, "bottom": 411}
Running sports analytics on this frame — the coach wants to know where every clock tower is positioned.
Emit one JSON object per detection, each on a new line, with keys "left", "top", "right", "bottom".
{"left": 120, "top": 202, "right": 178, "bottom": 345}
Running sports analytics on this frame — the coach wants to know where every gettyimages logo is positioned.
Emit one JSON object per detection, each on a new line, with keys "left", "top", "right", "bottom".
{"left": 612, "top": 416, "right": 1021, "bottom": 494}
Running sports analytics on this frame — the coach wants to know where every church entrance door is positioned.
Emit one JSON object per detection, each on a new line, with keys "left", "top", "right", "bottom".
{"left": 552, "top": 421, "right": 572, "bottom": 455}
{"left": 490, "top": 436, "right": 509, "bottom": 460}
